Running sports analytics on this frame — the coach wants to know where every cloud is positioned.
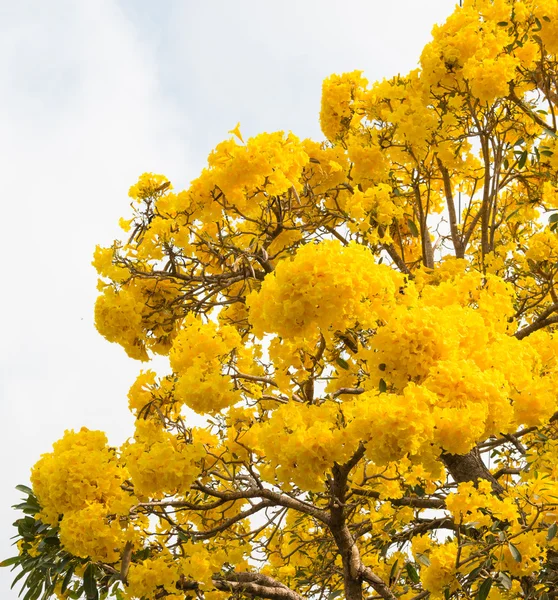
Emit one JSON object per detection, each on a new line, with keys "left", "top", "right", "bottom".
{"left": 0, "top": 1, "right": 191, "bottom": 595}
{"left": 130, "top": 0, "right": 454, "bottom": 152}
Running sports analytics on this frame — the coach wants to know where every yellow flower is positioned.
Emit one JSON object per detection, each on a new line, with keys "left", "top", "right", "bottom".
{"left": 228, "top": 122, "right": 244, "bottom": 143}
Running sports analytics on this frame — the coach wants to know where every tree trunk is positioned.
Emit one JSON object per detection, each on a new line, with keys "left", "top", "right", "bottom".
{"left": 441, "top": 447, "right": 503, "bottom": 494}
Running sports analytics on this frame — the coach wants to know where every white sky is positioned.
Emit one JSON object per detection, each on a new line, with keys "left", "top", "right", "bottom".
{"left": 0, "top": 0, "right": 455, "bottom": 596}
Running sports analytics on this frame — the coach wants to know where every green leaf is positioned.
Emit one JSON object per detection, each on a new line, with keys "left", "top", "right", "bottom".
{"left": 177, "top": 530, "right": 191, "bottom": 542}
{"left": 11, "top": 568, "right": 28, "bottom": 590}
{"left": 413, "top": 484, "right": 426, "bottom": 497}
{"left": 506, "top": 208, "right": 520, "bottom": 222}
{"left": 61, "top": 565, "right": 75, "bottom": 594}
{"left": 514, "top": 137, "right": 525, "bottom": 146}
{"left": 497, "top": 572, "right": 512, "bottom": 591}
{"left": 466, "top": 565, "right": 483, "bottom": 584}
{"left": 548, "top": 523, "right": 557, "bottom": 541}
{"left": 416, "top": 553, "right": 431, "bottom": 567}
{"left": 540, "top": 592, "right": 550, "bottom": 600}
{"left": 497, "top": 21, "right": 508, "bottom": 26}
{"left": 328, "top": 591, "right": 343, "bottom": 600}
{"left": 15, "top": 485, "right": 34, "bottom": 496}
{"left": 23, "top": 583, "right": 43, "bottom": 600}
{"left": 548, "top": 213, "right": 558, "bottom": 224}
{"left": 0, "top": 556, "right": 21, "bottom": 568}
{"left": 14, "top": 502, "right": 40, "bottom": 513}
{"left": 83, "top": 564, "right": 98, "bottom": 600}
{"left": 542, "top": 15, "right": 551, "bottom": 22}
{"left": 518, "top": 150, "right": 528, "bottom": 169}
{"left": 406, "top": 563, "right": 420, "bottom": 584}
{"left": 407, "top": 219, "right": 419, "bottom": 237}
{"left": 379, "top": 378, "right": 387, "bottom": 393}
{"left": 508, "top": 542, "right": 522, "bottom": 562}
{"left": 389, "top": 559, "right": 399, "bottom": 584}
{"left": 477, "top": 578, "right": 493, "bottom": 600}
{"left": 336, "top": 357, "right": 349, "bottom": 370}
{"left": 68, "top": 586, "right": 83, "bottom": 599}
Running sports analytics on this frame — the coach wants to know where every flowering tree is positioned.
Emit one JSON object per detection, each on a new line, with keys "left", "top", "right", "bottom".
{"left": 6, "top": 1, "right": 558, "bottom": 599}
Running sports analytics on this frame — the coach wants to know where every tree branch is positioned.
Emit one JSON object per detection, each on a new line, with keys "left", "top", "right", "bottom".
{"left": 173, "top": 573, "right": 304, "bottom": 600}
{"left": 187, "top": 500, "right": 275, "bottom": 539}
{"left": 360, "top": 566, "right": 398, "bottom": 600}
{"left": 436, "top": 158, "right": 464, "bottom": 258}
{"left": 515, "top": 304, "right": 558, "bottom": 339}
{"left": 328, "top": 446, "right": 396, "bottom": 600}
{"left": 332, "top": 387, "right": 364, "bottom": 399}
{"left": 383, "top": 243, "right": 411, "bottom": 275}
{"left": 192, "top": 482, "right": 331, "bottom": 525}
{"left": 350, "top": 488, "right": 445, "bottom": 509}
{"left": 213, "top": 572, "right": 305, "bottom": 600}
{"left": 442, "top": 448, "right": 503, "bottom": 495}
{"left": 508, "top": 85, "right": 556, "bottom": 133}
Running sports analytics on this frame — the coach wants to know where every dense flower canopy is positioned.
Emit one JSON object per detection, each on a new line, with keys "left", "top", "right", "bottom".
{"left": 6, "top": 1, "right": 558, "bottom": 599}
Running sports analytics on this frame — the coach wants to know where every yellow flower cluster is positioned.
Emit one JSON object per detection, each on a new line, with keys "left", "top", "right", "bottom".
{"left": 125, "top": 543, "right": 236, "bottom": 599}
{"left": 200, "top": 131, "right": 309, "bottom": 217}
{"left": 346, "top": 138, "right": 387, "bottom": 187}
{"left": 420, "top": 540, "right": 459, "bottom": 599}
{"left": 346, "top": 385, "right": 435, "bottom": 466}
{"left": 247, "top": 240, "right": 404, "bottom": 342}
{"left": 126, "top": 555, "right": 181, "bottom": 599}
{"left": 31, "top": 428, "right": 136, "bottom": 562}
{"left": 179, "top": 541, "right": 235, "bottom": 587}
{"left": 420, "top": 0, "right": 519, "bottom": 102}
{"left": 127, "top": 369, "right": 158, "bottom": 415}
{"left": 424, "top": 359, "right": 511, "bottom": 453}
{"left": 525, "top": 229, "right": 558, "bottom": 263}
{"left": 345, "top": 184, "right": 404, "bottom": 236}
{"left": 247, "top": 402, "right": 358, "bottom": 491}
{"left": 446, "top": 481, "right": 519, "bottom": 526}
{"left": 497, "top": 529, "right": 548, "bottom": 578}
{"left": 301, "top": 140, "right": 349, "bottom": 195}
{"left": 169, "top": 314, "right": 243, "bottom": 414}
{"left": 122, "top": 419, "right": 206, "bottom": 497}
{"left": 535, "top": 0, "right": 558, "bottom": 54}
{"left": 352, "top": 264, "right": 557, "bottom": 455}
{"left": 320, "top": 71, "right": 368, "bottom": 141}
{"left": 542, "top": 181, "right": 558, "bottom": 210}
{"left": 58, "top": 503, "right": 133, "bottom": 563}
{"left": 463, "top": 53, "right": 519, "bottom": 104}
{"left": 95, "top": 277, "right": 182, "bottom": 361}
{"left": 92, "top": 245, "right": 129, "bottom": 283}
{"left": 370, "top": 73, "right": 439, "bottom": 151}
{"left": 128, "top": 172, "right": 170, "bottom": 202}
{"left": 95, "top": 285, "right": 147, "bottom": 360}
{"left": 364, "top": 304, "right": 484, "bottom": 389}
{"left": 31, "top": 428, "right": 131, "bottom": 525}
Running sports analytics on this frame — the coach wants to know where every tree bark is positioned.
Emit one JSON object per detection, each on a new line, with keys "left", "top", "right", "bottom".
{"left": 441, "top": 447, "right": 503, "bottom": 494}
